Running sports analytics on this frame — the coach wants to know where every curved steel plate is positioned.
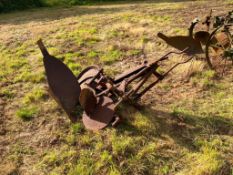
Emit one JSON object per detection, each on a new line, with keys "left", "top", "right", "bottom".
{"left": 79, "top": 86, "right": 97, "bottom": 115}
{"left": 82, "top": 96, "right": 115, "bottom": 131}
{"left": 38, "top": 43, "right": 81, "bottom": 122}
{"left": 78, "top": 66, "right": 99, "bottom": 85}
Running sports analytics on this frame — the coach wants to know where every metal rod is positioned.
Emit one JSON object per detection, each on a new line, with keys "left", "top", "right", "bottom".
{"left": 135, "top": 56, "right": 194, "bottom": 100}
{"left": 162, "top": 56, "right": 194, "bottom": 77}
{"left": 124, "top": 69, "right": 154, "bottom": 98}
{"left": 126, "top": 66, "right": 149, "bottom": 85}
{"left": 153, "top": 71, "right": 163, "bottom": 79}
{"left": 135, "top": 75, "right": 162, "bottom": 100}
{"left": 150, "top": 47, "right": 189, "bottom": 65}
{"left": 90, "top": 69, "right": 103, "bottom": 84}
{"left": 79, "top": 77, "right": 95, "bottom": 85}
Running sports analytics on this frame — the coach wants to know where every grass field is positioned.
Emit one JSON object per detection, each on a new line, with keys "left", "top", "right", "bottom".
{"left": 0, "top": 0, "right": 233, "bottom": 174}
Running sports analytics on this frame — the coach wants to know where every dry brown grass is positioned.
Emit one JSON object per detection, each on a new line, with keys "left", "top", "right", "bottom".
{"left": 0, "top": 1, "right": 233, "bottom": 175}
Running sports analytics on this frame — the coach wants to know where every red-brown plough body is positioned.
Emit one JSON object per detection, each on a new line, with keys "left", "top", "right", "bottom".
{"left": 37, "top": 40, "right": 192, "bottom": 131}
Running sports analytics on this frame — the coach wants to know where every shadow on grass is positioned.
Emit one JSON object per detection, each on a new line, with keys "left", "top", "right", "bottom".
{"left": 0, "top": 0, "right": 193, "bottom": 25}
{"left": 116, "top": 103, "right": 233, "bottom": 151}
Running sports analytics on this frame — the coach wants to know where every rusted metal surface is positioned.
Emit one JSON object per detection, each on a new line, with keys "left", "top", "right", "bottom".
{"left": 158, "top": 10, "right": 233, "bottom": 75}
{"left": 114, "top": 64, "right": 147, "bottom": 83}
{"left": 79, "top": 85, "right": 97, "bottom": 115}
{"left": 38, "top": 39, "right": 191, "bottom": 131}
{"left": 82, "top": 96, "right": 115, "bottom": 131}
{"left": 38, "top": 39, "right": 192, "bottom": 130}
{"left": 37, "top": 40, "right": 81, "bottom": 123}
{"left": 205, "top": 10, "right": 233, "bottom": 74}
{"left": 77, "top": 66, "right": 100, "bottom": 85}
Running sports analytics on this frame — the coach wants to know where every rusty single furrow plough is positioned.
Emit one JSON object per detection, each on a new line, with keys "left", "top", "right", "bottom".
{"left": 37, "top": 40, "right": 192, "bottom": 131}
{"left": 37, "top": 9, "right": 232, "bottom": 131}
{"left": 158, "top": 10, "right": 233, "bottom": 75}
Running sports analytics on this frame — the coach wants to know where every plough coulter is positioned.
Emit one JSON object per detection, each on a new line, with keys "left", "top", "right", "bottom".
{"left": 158, "top": 10, "right": 233, "bottom": 75}
{"left": 37, "top": 40, "right": 191, "bottom": 131}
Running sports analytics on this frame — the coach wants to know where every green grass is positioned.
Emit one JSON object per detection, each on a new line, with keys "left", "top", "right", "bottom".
{"left": 0, "top": 88, "right": 15, "bottom": 99}
{"left": 178, "top": 148, "right": 224, "bottom": 175}
{"left": 70, "top": 123, "right": 84, "bottom": 134}
{"left": 14, "top": 70, "right": 45, "bottom": 83}
{"left": 100, "top": 49, "right": 123, "bottom": 65}
{"left": 23, "top": 87, "right": 47, "bottom": 104}
{"left": 16, "top": 106, "right": 38, "bottom": 121}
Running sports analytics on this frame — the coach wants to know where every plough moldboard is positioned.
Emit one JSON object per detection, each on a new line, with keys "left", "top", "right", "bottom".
{"left": 37, "top": 40, "right": 192, "bottom": 131}
{"left": 158, "top": 10, "right": 233, "bottom": 75}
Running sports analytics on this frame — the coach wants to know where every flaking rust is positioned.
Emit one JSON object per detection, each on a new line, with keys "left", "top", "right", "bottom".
{"left": 38, "top": 40, "right": 192, "bottom": 131}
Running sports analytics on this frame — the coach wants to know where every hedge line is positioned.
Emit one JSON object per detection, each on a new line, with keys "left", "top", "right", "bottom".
{"left": 0, "top": 0, "right": 42, "bottom": 12}
{"left": 0, "top": 0, "right": 120, "bottom": 13}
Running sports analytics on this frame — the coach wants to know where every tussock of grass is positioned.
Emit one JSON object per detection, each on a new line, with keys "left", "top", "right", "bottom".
{"left": 0, "top": 88, "right": 15, "bottom": 99}
{"left": 177, "top": 146, "right": 224, "bottom": 175}
{"left": 110, "top": 134, "right": 134, "bottom": 155}
{"left": 190, "top": 70, "right": 216, "bottom": 89}
{"left": 40, "top": 146, "right": 76, "bottom": 168}
{"left": 68, "top": 149, "right": 95, "bottom": 175}
{"left": 100, "top": 49, "right": 122, "bottom": 65}
{"left": 65, "top": 134, "right": 77, "bottom": 145}
{"left": 23, "top": 87, "right": 47, "bottom": 104}
{"left": 14, "top": 70, "right": 45, "bottom": 83}
{"left": 16, "top": 106, "right": 38, "bottom": 121}
{"left": 71, "top": 123, "right": 84, "bottom": 134}
{"left": 67, "top": 62, "right": 82, "bottom": 75}
{"left": 87, "top": 50, "right": 99, "bottom": 58}
{"left": 174, "top": 60, "right": 205, "bottom": 79}
{"left": 47, "top": 47, "right": 60, "bottom": 55}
